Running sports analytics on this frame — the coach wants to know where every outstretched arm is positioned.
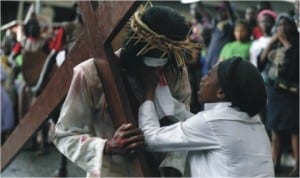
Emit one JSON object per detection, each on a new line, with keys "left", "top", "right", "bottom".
{"left": 138, "top": 100, "right": 220, "bottom": 152}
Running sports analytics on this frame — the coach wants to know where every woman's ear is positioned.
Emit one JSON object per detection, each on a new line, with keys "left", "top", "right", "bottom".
{"left": 216, "top": 88, "right": 226, "bottom": 100}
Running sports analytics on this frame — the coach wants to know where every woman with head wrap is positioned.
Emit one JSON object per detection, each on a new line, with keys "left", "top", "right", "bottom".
{"left": 139, "top": 57, "right": 274, "bottom": 177}
{"left": 250, "top": 9, "right": 276, "bottom": 68}
{"left": 53, "top": 4, "right": 200, "bottom": 177}
{"left": 259, "top": 13, "right": 299, "bottom": 176}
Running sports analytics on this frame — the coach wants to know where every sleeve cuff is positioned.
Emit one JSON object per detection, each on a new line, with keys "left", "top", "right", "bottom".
{"left": 140, "top": 100, "right": 155, "bottom": 111}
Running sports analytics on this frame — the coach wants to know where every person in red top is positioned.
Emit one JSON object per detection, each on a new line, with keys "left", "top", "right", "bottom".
{"left": 251, "top": 1, "right": 273, "bottom": 40}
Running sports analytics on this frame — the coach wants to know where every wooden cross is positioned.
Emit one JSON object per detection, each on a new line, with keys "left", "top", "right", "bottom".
{"left": 1, "top": 1, "right": 152, "bottom": 176}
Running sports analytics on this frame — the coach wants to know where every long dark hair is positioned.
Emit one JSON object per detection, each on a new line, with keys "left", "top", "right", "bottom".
{"left": 273, "top": 13, "right": 299, "bottom": 45}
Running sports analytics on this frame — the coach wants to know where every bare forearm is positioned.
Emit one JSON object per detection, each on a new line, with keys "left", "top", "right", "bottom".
{"left": 280, "top": 39, "right": 292, "bottom": 49}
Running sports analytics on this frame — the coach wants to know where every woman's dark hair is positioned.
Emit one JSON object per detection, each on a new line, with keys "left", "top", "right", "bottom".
{"left": 217, "top": 57, "right": 267, "bottom": 117}
{"left": 120, "top": 6, "right": 190, "bottom": 78}
{"left": 274, "top": 13, "right": 299, "bottom": 43}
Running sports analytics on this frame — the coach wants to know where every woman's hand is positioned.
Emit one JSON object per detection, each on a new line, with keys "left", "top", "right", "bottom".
{"left": 277, "top": 28, "right": 287, "bottom": 42}
{"left": 260, "top": 33, "right": 278, "bottom": 63}
{"left": 104, "top": 123, "right": 145, "bottom": 155}
{"left": 277, "top": 28, "right": 291, "bottom": 49}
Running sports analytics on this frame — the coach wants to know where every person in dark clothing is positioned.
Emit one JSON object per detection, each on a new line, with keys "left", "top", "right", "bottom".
{"left": 259, "top": 13, "right": 299, "bottom": 177}
{"left": 205, "top": 1, "right": 235, "bottom": 71}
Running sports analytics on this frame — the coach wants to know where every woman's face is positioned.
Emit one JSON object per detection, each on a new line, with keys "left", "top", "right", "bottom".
{"left": 245, "top": 7, "right": 257, "bottom": 25}
{"left": 198, "top": 65, "right": 222, "bottom": 103}
{"left": 258, "top": 14, "right": 274, "bottom": 35}
{"left": 277, "top": 18, "right": 293, "bottom": 34}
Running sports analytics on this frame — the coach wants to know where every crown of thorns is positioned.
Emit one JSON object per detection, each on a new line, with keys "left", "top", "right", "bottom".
{"left": 126, "top": 3, "right": 203, "bottom": 67}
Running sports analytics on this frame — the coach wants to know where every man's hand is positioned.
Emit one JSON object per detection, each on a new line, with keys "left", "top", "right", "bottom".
{"left": 104, "top": 123, "right": 144, "bottom": 155}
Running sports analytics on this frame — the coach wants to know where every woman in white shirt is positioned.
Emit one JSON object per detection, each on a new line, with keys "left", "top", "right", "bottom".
{"left": 249, "top": 9, "right": 276, "bottom": 68}
{"left": 139, "top": 57, "right": 274, "bottom": 177}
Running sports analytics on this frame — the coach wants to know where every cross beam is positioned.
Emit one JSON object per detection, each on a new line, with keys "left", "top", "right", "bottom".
{"left": 2, "top": 2, "right": 151, "bottom": 176}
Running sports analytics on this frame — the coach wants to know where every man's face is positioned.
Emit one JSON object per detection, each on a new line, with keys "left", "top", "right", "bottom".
{"left": 245, "top": 8, "right": 257, "bottom": 24}
{"left": 197, "top": 65, "right": 222, "bottom": 103}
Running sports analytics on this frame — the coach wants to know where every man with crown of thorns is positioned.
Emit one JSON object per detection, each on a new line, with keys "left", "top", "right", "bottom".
{"left": 53, "top": 2, "right": 202, "bottom": 177}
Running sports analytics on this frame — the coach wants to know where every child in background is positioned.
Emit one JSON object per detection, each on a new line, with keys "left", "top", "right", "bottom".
{"left": 219, "top": 20, "right": 252, "bottom": 62}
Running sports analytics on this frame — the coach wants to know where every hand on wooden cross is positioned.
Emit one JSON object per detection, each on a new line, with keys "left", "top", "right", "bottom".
{"left": 104, "top": 123, "right": 145, "bottom": 155}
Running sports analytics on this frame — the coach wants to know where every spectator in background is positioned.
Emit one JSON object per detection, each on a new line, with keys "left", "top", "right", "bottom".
{"left": 1, "top": 30, "right": 17, "bottom": 71}
{"left": 244, "top": 6, "right": 259, "bottom": 39}
{"left": 188, "top": 1, "right": 211, "bottom": 113}
{"left": 205, "top": 1, "right": 235, "bottom": 71}
{"left": 189, "top": 2, "right": 212, "bottom": 47}
{"left": 250, "top": 9, "right": 277, "bottom": 68}
{"left": 252, "top": 1, "right": 273, "bottom": 39}
{"left": 1, "top": 30, "right": 19, "bottom": 125}
{"left": 189, "top": 1, "right": 212, "bottom": 76}
{"left": 1, "top": 67, "right": 15, "bottom": 145}
{"left": 249, "top": 9, "right": 277, "bottom": 139}
{"left": 259, "top": 13, "right": 299, "bottom": 177}
{"left": 219, "top": 20, "right": 252, "bottom": 62}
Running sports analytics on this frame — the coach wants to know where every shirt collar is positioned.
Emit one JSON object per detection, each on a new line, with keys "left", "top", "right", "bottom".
{"left": 204, "top": 102, "right": 231, "bottom": 111}
{"left": 204, "top": 102, "right": 262, "bottom": 124}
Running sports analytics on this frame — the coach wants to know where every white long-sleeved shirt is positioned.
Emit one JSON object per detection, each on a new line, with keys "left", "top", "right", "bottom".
{"left": 139, "top": 101, "right": 274, "bottom": 177}
{"left": 249, "top": 36, "right": 272, "bottom": 67}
